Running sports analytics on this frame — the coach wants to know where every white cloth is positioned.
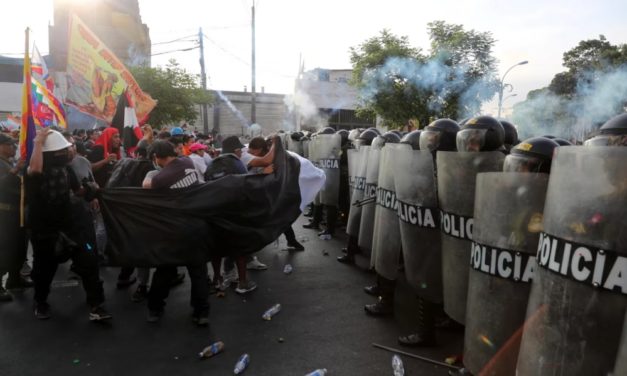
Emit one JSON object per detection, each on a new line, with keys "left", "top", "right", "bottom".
{"left": 202, "top": 153, "right": 213, "bottom": 168}
{"left": 189, "top": 153, "right": 207, "bottom": 182}
{"left": 240, "top": 150, "right": 254, "bottom": 167}
{"left": 287, "top": 150, "right": 325, "bottom": 211}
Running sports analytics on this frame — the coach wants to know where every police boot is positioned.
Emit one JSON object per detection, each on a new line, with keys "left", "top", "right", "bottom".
{"left": 364, "top": 276, "right": 395, "bottom": 317}
{"left": 303, "top": 205, "right": 322, "bottom": 229}
{"left": 338, "top": 236, "right": 359, "bottom": 264}
{"left": 398, "top": 297, "right": 436, "bottom": 347}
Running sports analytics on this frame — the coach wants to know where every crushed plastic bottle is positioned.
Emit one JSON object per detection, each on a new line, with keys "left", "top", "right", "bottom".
{"left": 319, "top": 233, "right": 332, "bottom": 240}
{"left": 305, "top": 368, "right": 328, "bottom": 376}
{"left": 262, "top": 303, "right": 282, "bottom": 320}
{"left": 392, "top": 354, "right": 405, "bottom": 376}
{"left": 198, "top": 341, "right": 225, "bottom": 359}
{"left": 234, "top": 353, "right": 250, "bottom": 374}
{"left": 283, "top": 264, "right": 293, "bottom": 274}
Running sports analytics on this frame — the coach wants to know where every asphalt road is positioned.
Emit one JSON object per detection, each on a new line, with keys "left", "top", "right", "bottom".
{"left": 0, "top": 215, "right": 463, "bottom": 376}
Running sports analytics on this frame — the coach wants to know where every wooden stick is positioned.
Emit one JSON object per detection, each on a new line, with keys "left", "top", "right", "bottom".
{"left": 372, "top": 342, "right": 462, "bottom": 370}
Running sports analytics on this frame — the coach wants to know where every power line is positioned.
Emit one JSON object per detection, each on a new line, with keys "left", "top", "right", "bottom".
{"left": 151, "top": 34, "right": 197, "bottom": 46}
{"left": 151, "top": 46, "right": 199, "bottom": 56}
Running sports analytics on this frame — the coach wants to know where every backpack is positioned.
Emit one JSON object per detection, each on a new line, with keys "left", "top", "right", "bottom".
{"left": 204, "top": 154, "right": 245, "bottom": 181}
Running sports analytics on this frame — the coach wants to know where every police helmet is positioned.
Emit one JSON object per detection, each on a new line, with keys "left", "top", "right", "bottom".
{"left": 348, "top": 129, "right": 361, "bottom": 142}
{"left": 357, "top": 129, "right": 378, "bottom": 146}
{"left": 400, "top": 130, "right": 422, "bottom": 150}
{"left": 586, "top": 113, "right": 627, "bottom": 146}
{"left": 456, "top": 116, "right": 504, "bottom": 152}
{"left": 552, "top": 137, "right": 573, "bottom": 146}
{"left": 319, "top": 127, "right": 336, "bottom": 135}
{"left": 503, "top": 137, "right": 559, "bottom": 173}
{"left": 381, "top": 131, "right": 401, "bottom": 144}
{"left": 290, "top": 131, "right": 304, "bottom": 141}
{"left": 336, "top": 129, "right": 350, "bottom": 146}
{"left": 366, "top": 127, "right": 381, "bottom": 135}
{"left": 419, "top": 118, "right": 460, "bottom": 152}
{"left": 499, "top": 119, "right": 519, "bottom": 146}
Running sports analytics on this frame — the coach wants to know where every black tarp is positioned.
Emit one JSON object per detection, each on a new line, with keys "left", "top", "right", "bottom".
{"left": 99, "top": 140, "right": 302, "bottom": 266}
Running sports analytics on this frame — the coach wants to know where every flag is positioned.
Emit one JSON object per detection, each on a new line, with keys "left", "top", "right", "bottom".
{"left": 31, "top": 44, "right": 66, "bottom": 128}
{"left": 19, "top": 29, "right": 37, "bottom": 162}
{"left": 65, "top": 14, "right": 156, "bottom": 123}
{"left": 111, "top": 89, "right": 143, "bottom": 153}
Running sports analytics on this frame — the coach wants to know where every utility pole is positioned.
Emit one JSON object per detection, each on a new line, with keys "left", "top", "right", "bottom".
{"left": 251, "top": 2, "right": 256, "bottom": 125}
{"left": 198, "top": 27, "right": 209, "bottom": 134}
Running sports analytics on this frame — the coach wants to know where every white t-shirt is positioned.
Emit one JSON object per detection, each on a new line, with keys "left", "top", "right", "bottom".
{"left": 287, "top": 150, "right": 325, "bottom": 211}
{"left": 240, "top": 150, "right": 254, "bottom": 167}
{"left": 189, "top": 153, "right": 207, "bottom": 183}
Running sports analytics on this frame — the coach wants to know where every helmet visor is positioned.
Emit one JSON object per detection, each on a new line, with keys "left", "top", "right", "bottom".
{"left": 456, "top": 128, "right": 486, "bottom": 152}
{"left": 419, "top": 130, "right": 441, "bottom": 152}
{"left": 584, "top": 135, "right": 610, "bottom": 146}
{"left": 503, "top": 154, "right": 548, "bottom": 173}
{"left": 608, "top": 134, "right": 627, "bottom": 146}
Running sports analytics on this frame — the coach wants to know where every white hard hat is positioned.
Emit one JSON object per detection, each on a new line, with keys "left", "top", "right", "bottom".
{"left": 42, "top": 130, "right": 72, "bottom": 152}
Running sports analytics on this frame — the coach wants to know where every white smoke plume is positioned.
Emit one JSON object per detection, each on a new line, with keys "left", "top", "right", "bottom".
{"left": 512, "top": 67, "right": 627, "bottom": 141}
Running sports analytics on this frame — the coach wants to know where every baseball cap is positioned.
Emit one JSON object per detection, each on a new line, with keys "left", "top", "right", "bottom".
{"left": 0, "top": 133, "right": 16, "bottom": 146}
{"left": 189, "top": 142, "right": 208, "bottom": 153}
{"left": 221, "top": 136, "right": 245, "bottom": 154}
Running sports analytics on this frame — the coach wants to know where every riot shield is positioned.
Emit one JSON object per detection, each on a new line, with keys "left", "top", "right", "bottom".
{"left": 347, "top": 148, "right": 358, "bottom": 201}
{"left": 436, "top": 151, "right": 505, "bottom": 324}
{"left": 464, "top": 172, "right": 549, "bottom": 375}
{"left": 309, "top": 136, "right": 321, "bottom": 206}
{"left": 517, "top": 147, "right": 627, "bottom": 376}
{"left": 372, "top": 144, "right": 406, "bottom": 280}
{"left": 394, "top": 148, "right": 442, "bottom": 302}
{"left": 346, "top": 146, "right": 369, "bottom": 237}
{"left": 358, "top": 142, "right": 383, "bottom": 258}
{"left": 302, "top": 138, "right": 310, "bottom": 159}
{"left": 613, "top": 311, "right": 627, "bottom": 376}
{"left": 287, "top": 136, "right": 304, "bottom": 156}
{"left": 317, "top": 134, "right": 342, "bottom": 206}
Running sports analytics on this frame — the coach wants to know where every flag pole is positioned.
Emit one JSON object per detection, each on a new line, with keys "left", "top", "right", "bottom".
{"left": 20, "top": 27, "right": 29, "bottom": 228}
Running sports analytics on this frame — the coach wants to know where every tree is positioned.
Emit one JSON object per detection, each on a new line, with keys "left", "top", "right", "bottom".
{"left": 129, "top": 60, "right": 212, "bottom": 127}
{"left": 349, "top": 23, "right": 498, "bottom": 129}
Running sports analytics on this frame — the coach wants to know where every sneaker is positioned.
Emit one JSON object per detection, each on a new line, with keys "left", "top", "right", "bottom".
{"left": 0, "top": 286, "right": 13, "bottom": 302}
{"left": 302, "top": 221, "right": 320, "bottom": 230}
{"left": 192, "top": 311, "right": 210, "bottom": 327}
{"left": 147, "top": 309, "right": 164, "bottom": 323}
{"left": 221, "top": 269, "right": 238, "bottom": 289}
{"left": 246, "top": 257, "right": 268, "bottom": 270}
{"left": 34, "top": 302, "right": 51, "bottom": 319}
{"left": 20, "top": 262, "right": 32, "bottom": 277}
{"left": 131, "top": 285, "right": 149, "bottom": 303}
{"left": 116, "top": 276, "right": 137, "bottom": 289}
{"left": 287, "top": 240, "right": 305, "bottom": 251}
{"left": 89, "top": 306, "right": 113, "bottom": 322}
{"left": 6, "top": 276, "right": 34, "bottom": 291}
{"left": 235, "top": 280, "right": 258, "bottom": 294}
{"left": 318, "top": 230, "right": 333, "bottom": 240}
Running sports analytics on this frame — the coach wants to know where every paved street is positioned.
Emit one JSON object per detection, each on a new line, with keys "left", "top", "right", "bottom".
{"left": 0, "top": 215, "right": 463, "bottom": 375}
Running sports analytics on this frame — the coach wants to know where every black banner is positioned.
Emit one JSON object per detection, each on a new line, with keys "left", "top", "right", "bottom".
{"left": 536, "top": 232, "right": 627, "bottom": 296}
{"left": 470, "top": 241, "right": 535, "bottom": 283}
{"left": 440, "top": 210, "right": 473, "bottom": 241}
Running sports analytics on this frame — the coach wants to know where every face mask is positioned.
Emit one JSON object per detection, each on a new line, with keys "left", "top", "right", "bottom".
{"left": 44, "top": 150, "right": 71, "bottom": 168}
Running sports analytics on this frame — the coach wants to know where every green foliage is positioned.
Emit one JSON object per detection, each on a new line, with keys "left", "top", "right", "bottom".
{"left": 349, "top": 24, "right": 498, "bottom": 129}
{"left": 130, "top": 60, "right": 212, "bottom": 127}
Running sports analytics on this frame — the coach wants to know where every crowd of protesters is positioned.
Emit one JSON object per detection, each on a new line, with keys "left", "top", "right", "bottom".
{"left": 0, "top": 123, "right": 305, "bottom": 327}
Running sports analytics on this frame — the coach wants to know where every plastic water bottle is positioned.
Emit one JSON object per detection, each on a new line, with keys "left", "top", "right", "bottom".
{"left": 198, "top": 341, "right": 225, "bottom": 358}
{"left": 392, "top": 354, "right": 405, "bottom": 376}
{"left": 234, "top": 353, "right": 250, "bottom": 374}
{"left": 262, "top": 303, "right": 282, "bottom": 320}
{"left": 283, "top": 264, "right": 293, "bottom": 274}
{"left": 305, "top": 369, "right": 328, "bottom": 376}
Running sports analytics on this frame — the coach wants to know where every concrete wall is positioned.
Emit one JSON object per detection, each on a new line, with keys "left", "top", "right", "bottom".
{"left": 0, "top": 83, "right": 22, "bottom": 114}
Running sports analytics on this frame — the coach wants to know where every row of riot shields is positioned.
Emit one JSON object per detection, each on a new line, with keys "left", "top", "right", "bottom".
{"left": 312, "top": 140, "right": 627, "bottom": 375}
{"left": 306, "top": 134, "right": 342, "bottom": 207}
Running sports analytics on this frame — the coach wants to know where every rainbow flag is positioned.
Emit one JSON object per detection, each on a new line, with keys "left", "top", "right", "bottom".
{"left": 19, "top": 29, "right": 36, "bottom": 162}
{"left": 19, "top": 36, "right": 67, "bottom": 161}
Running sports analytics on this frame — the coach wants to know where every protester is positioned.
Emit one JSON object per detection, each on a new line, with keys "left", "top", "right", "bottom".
{"left": 142, "top": 140, "right": 209, "bottom": 326}
{"left": 26, "top": 129, "right": 111, "bottom": 321}
{"left": 88, "top": 127, "right": 121, "bottom": 188}
{"left": 0, "top": 133, "right": 32, "bottom": 301}
{"left": 189, "top": 142, "right": 208, "bottom": 182}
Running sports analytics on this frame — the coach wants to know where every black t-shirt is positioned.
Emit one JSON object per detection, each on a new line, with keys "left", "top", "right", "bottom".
{"left": 88, "top": 145, "right": 117, "bottom": 188}
{"left": 151, "top": 157, "right": 200, "bottom": 189}
{"left": 26, "top": 166, "right": 79, "bottom": 234}
{"left": 0, "top": 158, "right": 20, "bottom": 207}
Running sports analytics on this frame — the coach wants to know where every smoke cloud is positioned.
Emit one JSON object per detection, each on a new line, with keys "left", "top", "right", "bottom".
{"left": 359, "top": 55, "right": 496, "bottom": 120}
{"left": 512, "top": 66, "right": 627, "bottom": 141}
{"left": 284, "top": 89, "right": 330, "bottom": 132}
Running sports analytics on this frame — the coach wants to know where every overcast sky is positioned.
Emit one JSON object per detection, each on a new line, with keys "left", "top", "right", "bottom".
{"left": 2, "top": 0, "right": 626, "bottom": 114}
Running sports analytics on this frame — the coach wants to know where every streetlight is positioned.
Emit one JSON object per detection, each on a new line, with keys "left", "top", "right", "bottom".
{"left": 497, "top": 61, "right": 528, "bottom": 118}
